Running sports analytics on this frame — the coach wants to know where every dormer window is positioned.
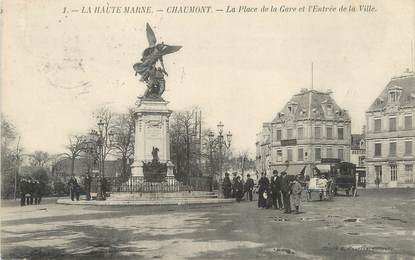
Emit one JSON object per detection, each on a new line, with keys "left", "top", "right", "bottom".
{"left": 389, "top": 92, "right": 398, "bottom": 102}
{"left": 288, "top": 106, "right": 292, "bottom": 113}
{"left": 376, "top": 98, "right": 384, "bottom": 105}
{"left": 388, "top": 86, "right": 402, "bottom": 103}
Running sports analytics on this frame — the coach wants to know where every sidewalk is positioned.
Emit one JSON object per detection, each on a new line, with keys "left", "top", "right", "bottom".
{"left": 56, "top": 197, "right": 236, "bottom": 206}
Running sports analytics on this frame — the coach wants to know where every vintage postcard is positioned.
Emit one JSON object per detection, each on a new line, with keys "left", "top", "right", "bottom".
{"left": 1, "top": 0, "right": 414, "bottom": 259}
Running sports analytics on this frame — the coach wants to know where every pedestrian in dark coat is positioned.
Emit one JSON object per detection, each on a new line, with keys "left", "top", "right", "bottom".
{"left": 244, "top": 174, "right": 255, "bottom": 201}
{"left": 222, "top": 172, "right": 232, "bottom": 198}
{"left": 33, "top": 180, "right": 44, "bottom": 205}
{"left": 84, "top": 172, "right": 92, "bottom": 201}
{"left": 20, "top": 178, "right": 28, "bottom": 206}
{"left": 231, "top": 173, "right": 237, "bottom": 198}
{"left": 234, "top": 176, "right": 244, "bottom": 202}
{"left": 27, "top": 178, "right": 35, "bottom": 205}
{"left": 281, "top": 172, "right": 292, "bottom": 213}
{"left": 257, "top": 172, "right": 270, "bottom": 208}
{"left": 270, "top": 170, "right": 283, "bottom": 209}
{"left": 68, "top": 177, "right": 80, "bottom": 201}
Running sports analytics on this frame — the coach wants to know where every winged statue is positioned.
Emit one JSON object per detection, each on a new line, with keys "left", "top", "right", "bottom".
{"left": 133, "top": 23, "right": 182, "bottom": 99}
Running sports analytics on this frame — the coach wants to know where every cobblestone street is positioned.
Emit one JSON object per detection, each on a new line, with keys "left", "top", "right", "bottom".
{"left": 1, "top": 188, "right": 414, "bottom": 259}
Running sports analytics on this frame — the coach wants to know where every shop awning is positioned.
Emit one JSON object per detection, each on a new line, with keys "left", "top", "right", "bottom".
{"left": 274, "top": 164, "right": 307, "bottom": 176}
{"left": 315, "top": 164, "right": 331, "bottom": 173}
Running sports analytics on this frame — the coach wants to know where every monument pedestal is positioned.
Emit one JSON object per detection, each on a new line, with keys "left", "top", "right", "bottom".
{"left": 130, "top": 98, "right": 176, "bottom": 184}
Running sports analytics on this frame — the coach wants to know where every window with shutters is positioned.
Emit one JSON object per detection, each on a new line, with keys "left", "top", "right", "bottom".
{"left": 405, "top": 141, "right": 412, "bottom": 155}
{"left": 405, "top": 165, "right": 413, "bottom": 182}
{"left": 338, "top": 148, "right": 344, "bottom": 160}
{"left": 375, "top": 143, "right": 382, "bottom": 157}
{"left": 389, "top": 117, "right": 397, "bottom": 132}
{"left": 276, "top": 130, "right": 282, "bottom": 141}
{"left": 337, "top": 127, "right": 344, "bottom": 140}
{"left": 326, "top": 127, "right": 333, "bottom": 139}
{"left": 298, "top": 148, "right": 304, "bottom": 161}
{"left": 315, "top": 148, "right": 321, "bottom": 161}
{"left": 297, "top": 127, "right": 304, "bottom": 139}
{"left": 327, "top": 147, "right": 333, "bottom": 158}
{"left": 287, "top": 149, "right": 293, "bottom": 162}
{"left": 390, "top": 165, "right": 397, "bottom": 181}
{"left": 375, "top": 165, "right": 383, "bottom": 183}
{"left": 405, "top": 115, "right": 412, "bottom": 130}
{"left": 315, "top": 127, "right": 321, "bottom": 139}
{"left": 389, "top": 142, "right": 397, "bottom": 156}
{"left": 374, "top": 118, "right": 382, "bottom": 132}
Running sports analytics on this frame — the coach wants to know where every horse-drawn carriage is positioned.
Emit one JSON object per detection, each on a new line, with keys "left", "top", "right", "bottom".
{"left": 307, "top": 159, "right": 357, "bottom": 200}
{"left": 307, "top": 176, "right": 335, "bottom": 201}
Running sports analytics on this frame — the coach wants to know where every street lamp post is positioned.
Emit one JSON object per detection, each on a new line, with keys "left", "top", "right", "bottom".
{"left": 88, "top": 119, "right": 114, "bottom": 200}
{"left": 207, "top": 121, "right": 232, "bottom": 191}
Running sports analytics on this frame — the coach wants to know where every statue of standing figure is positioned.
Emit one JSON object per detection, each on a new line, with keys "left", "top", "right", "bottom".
{"left": 133, "top": 23, "right": 182, "bottom": 99}
{"left": 151, "top": 147, "right": 159, "bottom": 164}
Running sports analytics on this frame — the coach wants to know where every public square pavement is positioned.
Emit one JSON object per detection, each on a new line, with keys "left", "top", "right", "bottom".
{"left": 1, "top": 188, "right": 414, "bottom": 260}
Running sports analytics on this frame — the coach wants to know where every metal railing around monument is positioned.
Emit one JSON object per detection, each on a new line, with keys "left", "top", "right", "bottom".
{"left": 108, "top": 176, "right": 212, "bottom": 193}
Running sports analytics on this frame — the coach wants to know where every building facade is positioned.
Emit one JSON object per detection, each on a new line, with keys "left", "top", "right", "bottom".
{"left": 257, "top": 89, "right": 351, "bottom": 176}
{"left": 350, "top": 134, "right": 366, "bottom": 186}
{"left": 255, "top": 123, "right": 271, "bottom": 175}
{"left": 365, "top": 72, "right": 415, "bottom": 188}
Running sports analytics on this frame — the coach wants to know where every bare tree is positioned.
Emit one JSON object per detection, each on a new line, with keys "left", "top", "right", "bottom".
{"left": 1, "top": 114, "right": 20, "bottom": 199}
{"left": 63, "top": 135, "right": 86, "bottom": 176}
{"left": 111, "top": 108, "right": 135, "bottom": 180}
{"left": 29, "top": 150, "right": 50, "bottom": 167}
{"left": 170, "top": 107, "right": 202, "bottom": 183}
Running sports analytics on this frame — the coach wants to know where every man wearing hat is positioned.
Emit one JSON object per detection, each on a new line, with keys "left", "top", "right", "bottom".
{"left": 281, "top": 171, "right": 291, "bottom": 213}
{"left": 270, "top": 170, "right": 283, "bottom": 210}
{"left": 291, "top": 175, "right": 303, "bottom": 214}
{"left": 234, "top": 176, "right": 244, "bottom": 202}
{"left": 245, "top": 174, "right": 255, "bottom": 201}
{"left": 222, "top": 172, "right": 232, "bottom": 198}
{"left": 257, "top": 172, "right": 270, "bottom": 208}
{"left": 231, "top": 172, "right": 238, "bottom": 198}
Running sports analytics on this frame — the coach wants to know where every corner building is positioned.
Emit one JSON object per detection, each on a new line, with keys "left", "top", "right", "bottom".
{"left": 257, "top": 89, "right": 351, "bottom": 176}
{"left": 365, "top": 72, "right": 415, "bottom": 188}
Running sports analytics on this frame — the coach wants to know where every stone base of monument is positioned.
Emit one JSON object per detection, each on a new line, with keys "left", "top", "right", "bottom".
{"left": 56, "top": 193, "right": 235, "bottom": 206}
{"left": 130, "top": 98, "right": 176, "bottom": 185}
{"left": 108, "top": 191, "right": 218, "bottom": 201}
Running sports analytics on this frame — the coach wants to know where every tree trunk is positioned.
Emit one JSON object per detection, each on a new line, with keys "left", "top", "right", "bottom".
{"left": 71, "top": 156, "right": 75, "bottom": 176}
{"left": 121, "top": 156, "right": 128, "bottom": 181}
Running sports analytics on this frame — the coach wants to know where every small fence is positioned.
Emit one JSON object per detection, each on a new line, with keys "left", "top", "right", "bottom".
{"left": 108, "top": 176, "right": 212, "bottom": 193}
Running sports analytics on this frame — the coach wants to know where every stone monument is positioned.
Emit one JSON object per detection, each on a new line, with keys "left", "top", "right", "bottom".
{"left": 130, "top": 23, "right": 181, "bottom": 184}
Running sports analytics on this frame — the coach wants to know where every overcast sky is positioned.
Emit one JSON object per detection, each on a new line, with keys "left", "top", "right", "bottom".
{"left": 1, "top": 0, "right": 414, "bottom": 156}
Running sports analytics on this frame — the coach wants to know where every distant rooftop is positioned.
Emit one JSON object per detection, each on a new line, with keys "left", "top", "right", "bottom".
{"left": 368, "top": 71, "right": 415, "bottom": 112}
{"left": 271, "top": 88, "right": 350, "bottom": 123}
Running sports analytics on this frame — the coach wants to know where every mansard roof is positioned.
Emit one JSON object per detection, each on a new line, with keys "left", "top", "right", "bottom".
{"left": 368, "top": 72, "right": 415, "bottom": 112}
{"left": 271, "top": 89, "right": 350, "bottom": 123}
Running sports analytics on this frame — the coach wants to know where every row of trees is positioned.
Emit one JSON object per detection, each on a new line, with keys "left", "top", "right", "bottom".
{"left": 61, "top": 107, "right": 135, "bottom": 182}
{"left": 0, "top": 108, "right": 136, "bottom": 199}
{"left": 1, "top": 107, "right": 256, "bottom": 198}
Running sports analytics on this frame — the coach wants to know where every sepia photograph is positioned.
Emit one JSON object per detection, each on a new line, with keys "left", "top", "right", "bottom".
{"left": 1, "top": 0, "right": 414, "bottom": 259}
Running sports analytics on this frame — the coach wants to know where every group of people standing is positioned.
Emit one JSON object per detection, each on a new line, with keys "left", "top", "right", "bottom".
{"left": 222, "top": 172, "right": 255, "bottom": 202}
{"left": 67, "top": 172, "right": 94, "bottom": 201}
{"left": 257, "top": 170, "right": 303, "bottom": 214}
{"left": 20, "top": 177, "right": 45, "bottom": 206}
